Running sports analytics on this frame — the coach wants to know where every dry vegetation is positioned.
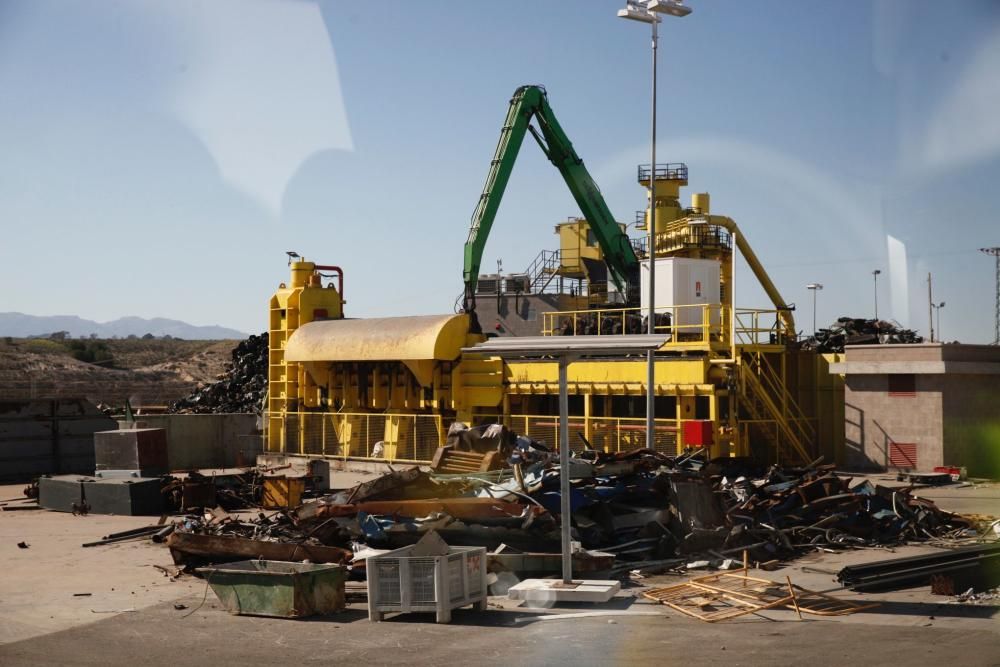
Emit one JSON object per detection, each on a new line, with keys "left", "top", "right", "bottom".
{"left": 0, "top": 337, "right": 240, "bottom": 406}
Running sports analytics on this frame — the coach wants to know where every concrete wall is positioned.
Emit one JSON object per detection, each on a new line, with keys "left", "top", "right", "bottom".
{"left": 837, "top": 343, "right": 1000, "bottom": 476}
{"left": 843, "top": 374, "right": 944, "bottom": 471}
{"left": 0, "top": 399, "right": 116, "bottom": 479}
{"left": 136, "top": 414, "right": 261, "bottom": 470}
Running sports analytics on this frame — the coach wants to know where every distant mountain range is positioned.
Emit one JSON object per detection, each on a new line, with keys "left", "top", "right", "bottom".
{"left": 0, "top": 312, "right": 247, "bottom": 340}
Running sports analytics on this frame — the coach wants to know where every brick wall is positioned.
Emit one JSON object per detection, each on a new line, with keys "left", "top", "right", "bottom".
{"left": 843, "top": 374, "right": 943, "bottom": 471}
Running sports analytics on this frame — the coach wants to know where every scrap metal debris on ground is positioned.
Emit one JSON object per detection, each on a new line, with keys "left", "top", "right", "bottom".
{"left": 154, "top": 425, "right": 989, "bottom": 587}
{"left": 799, "top": 316, "right": 922, "bottom": 353}
{"left": 97, "top": 421, "right": 992, "bottom": 597}
{"left": 837, "top": 542, "right": 1000, "bottom": 592}
{"left": 168, "top": 333, "right": 268, "bottom": 414}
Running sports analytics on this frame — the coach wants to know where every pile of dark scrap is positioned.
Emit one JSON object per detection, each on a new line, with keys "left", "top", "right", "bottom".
{"left": 161, "top": 470, "right": 264, "bottom": 513}
{"left": 151, "top": 427, "right": 988, "bottom": 584}
{"left": 714, "top": 462, "right": 978, "bottom": 568}
{"left": 800, "top": 316, "right": 922, "bottom": 353}
{"left": 165, "top": 506, "right": 352, "bottom": 568}
{"left": 168, "top": 333, "right": 268, "bottom": 414}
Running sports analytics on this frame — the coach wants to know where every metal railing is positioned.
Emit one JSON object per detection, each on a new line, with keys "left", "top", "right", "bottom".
{"left": 638, "top": 163, "right": 688, "bottom": 182}
{"left": 264, "top": 411, "right": 707, "bottom": 463}
{"left": 524, "top": 248, "right": 561, "bottom": 293}
{"left": 542, "top": 303, "right": 725, "bottom": 342}
{"left": 267, "top": 411, "right": 444, "bottom": 463}
{"left": 633, "top": 224, "right": 733, "bottom": 260}
{"left": 633, "top": 210, "right": 647, "bottom": 230}
{"left": 542, "top": 304, "right": 795, "bottom": 349}
{"left": 734, "top": 308, "right": 791, "bottom": 345}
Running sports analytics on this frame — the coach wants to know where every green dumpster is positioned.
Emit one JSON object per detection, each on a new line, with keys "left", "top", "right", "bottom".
{"left": 197, "top": 560, "right": 346, "bottom": 618}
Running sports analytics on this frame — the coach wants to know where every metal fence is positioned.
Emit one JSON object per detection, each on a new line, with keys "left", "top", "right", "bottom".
{"left": 267, "top": 411, "right": 698, "bottom": 463}
{"left": 507, "top": 414, "right": 682, "bottom": 455}
{"left": 268, "top": 412, "right": 444, "bottom": 463}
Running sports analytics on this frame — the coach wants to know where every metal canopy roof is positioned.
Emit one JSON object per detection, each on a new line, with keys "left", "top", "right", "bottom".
{"left": 462, "top": 334, "right": 669, "bottom": 357}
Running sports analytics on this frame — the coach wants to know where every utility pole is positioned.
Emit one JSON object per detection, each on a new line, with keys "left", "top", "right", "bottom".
{"left": 981, "top": 247, "right": 1000, "bottom": 345}
{"left": 927, "top": 273, "right": 934, "bottom": 343}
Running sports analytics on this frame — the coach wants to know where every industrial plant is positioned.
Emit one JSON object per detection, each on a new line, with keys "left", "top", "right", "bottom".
{"left": 1, "top": 1, "right": 998, "bottom": 665}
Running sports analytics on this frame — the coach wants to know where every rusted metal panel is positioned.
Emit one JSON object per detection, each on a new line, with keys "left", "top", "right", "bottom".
{"left": 166, "top": 531, "right": 351, "bottom": 566}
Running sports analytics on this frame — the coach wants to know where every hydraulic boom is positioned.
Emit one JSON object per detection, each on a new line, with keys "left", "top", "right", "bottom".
{"left": 462, "top": 85, "right": 639, "bottom": 321}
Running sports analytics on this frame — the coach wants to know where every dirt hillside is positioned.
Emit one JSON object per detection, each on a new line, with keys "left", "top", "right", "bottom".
{"left": 0, "top": 337, "right": 238, "bottom": 407}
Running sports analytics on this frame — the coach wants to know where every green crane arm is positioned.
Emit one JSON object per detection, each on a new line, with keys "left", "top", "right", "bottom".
{"left": 463, "top": 85, "right": 639, "bottom": 314}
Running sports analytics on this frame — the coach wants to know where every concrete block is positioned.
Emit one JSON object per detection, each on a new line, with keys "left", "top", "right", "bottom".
{"left": 507, "top": 578, "right": 621, "bottom": 603}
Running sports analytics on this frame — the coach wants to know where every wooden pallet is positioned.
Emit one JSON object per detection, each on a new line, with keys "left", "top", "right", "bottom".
{"left": 642, "top": 570, "right": 877, "bottom": 622}
{"left": 430, "top": 447, "right": 500, "bottom": 474}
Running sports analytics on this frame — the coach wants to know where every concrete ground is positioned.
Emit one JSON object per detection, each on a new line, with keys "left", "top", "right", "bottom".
{"left": 1, "top": 478, "right": 998, "bottom": 666}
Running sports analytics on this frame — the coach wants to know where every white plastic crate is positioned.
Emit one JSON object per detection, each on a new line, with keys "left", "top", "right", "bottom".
{"left": 367, "top": 544, "right": 488, "bottom": 623}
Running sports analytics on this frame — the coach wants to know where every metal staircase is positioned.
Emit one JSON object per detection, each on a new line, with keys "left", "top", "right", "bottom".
{"left": 737, "top": 351, "right": 815, "bottom": 464}
{"left": 524, "top": 249, "right": 561, "bottom": 294}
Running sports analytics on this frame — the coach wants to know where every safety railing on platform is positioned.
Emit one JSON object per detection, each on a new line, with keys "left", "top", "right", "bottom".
{"left": 268, "top": 412, "right": 444, "bottom": 463}
{"left": 734, "top": 309, "right": 792, "bottom": 346}
{"left": 542, "top": 303, "right": 725, "bottom": 342}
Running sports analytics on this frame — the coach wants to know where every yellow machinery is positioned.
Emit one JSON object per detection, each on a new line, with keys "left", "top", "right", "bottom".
{"left": 262, "top": 87, "right": 836, "bottom": 465}
{"left": 265, "top": 166, "right": 840, "bottom": 465}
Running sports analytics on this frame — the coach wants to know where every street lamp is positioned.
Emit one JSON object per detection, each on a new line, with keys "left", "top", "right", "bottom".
{"left": 872, "top": 269, "right": 881, "bottom": 320}
{"left": 806, "top": 283, "right": 823, "bottom": 335}
{"left": 617, "top": 0, "right": 692, "bottom": 450}
{"left": 931, "top": 301, "right": 945, "bottom": 342}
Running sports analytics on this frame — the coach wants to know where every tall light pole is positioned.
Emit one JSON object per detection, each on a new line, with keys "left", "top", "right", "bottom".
{"left": 931, "top": 301, "right": 945, "bottom": 342}
{"left": 927, "top": 272, "right": 935, "bottom": 343}
{"left": 806, "top": 283, "right": 823, "bottom": 335}
{"left": 618, "top": 0, "right": 691, "bottom": 450}
{"left": 872, "top": 269, "right": 881, "bottom": 320}
{"left": 981, "top": 247, "right": 1000, "bottom": 344}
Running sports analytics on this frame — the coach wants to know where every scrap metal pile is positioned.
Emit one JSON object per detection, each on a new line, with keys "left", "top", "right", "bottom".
{"left": 161, "top": 427, "right": 980, "bottom": 580}
{"left": 714, "top": 462, "right": 976, "bottom": 566}
{"left": 800, "top": 317, "right": 922, "bottom": 353}
{"left": 169, "top": 333, "right": 268, "bottom": 414}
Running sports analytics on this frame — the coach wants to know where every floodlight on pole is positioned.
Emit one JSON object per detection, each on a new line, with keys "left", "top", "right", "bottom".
{"left": 617, "top": 0, "right": 692, "bottom": 452}
{"left": 872, "top": 269, "right": 881, "bottom": 320}
{"left": 617, "top": 4, "right": 660, "bottom": 23}
{"left": 806, "top": 283, "right": 823, "bottom": 335}
{"left": 932, "top": 301, "right": 945, "bottom": 342}
{"left": 648, "top": 0, "right": 693, "bottom": 17}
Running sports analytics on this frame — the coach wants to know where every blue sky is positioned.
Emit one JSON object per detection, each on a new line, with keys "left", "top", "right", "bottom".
{"left": 1, "top": 0, "right": 998, "bottom": 342}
